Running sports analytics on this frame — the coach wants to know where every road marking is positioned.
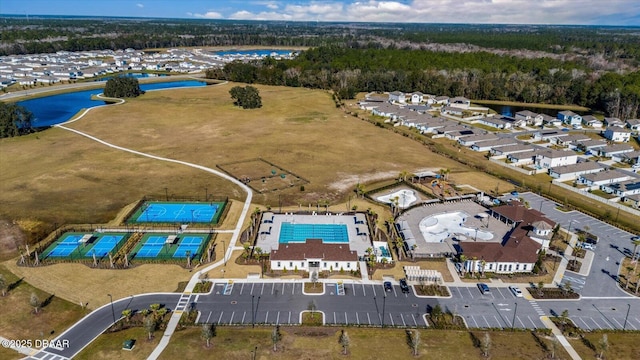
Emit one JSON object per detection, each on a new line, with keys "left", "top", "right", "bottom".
{"left": 334, "top": 312, "right": 337, "bottom": 324}
{"left": 367, "top": 312, "right": 371, "bottom": 325}
{"left": 206, "top": 311, "right": 212, "bottom": 323}
{"left": 353, "top": 284, "right": 357, "bottom": 296}
{"left": 496, "top": 288, "right": 507, "bottom": 299}
{"left": 590, "top": 318, "right": 602, "bottom": 330}
{"left": 455, "top": 287, "right": 463, "bottom": 298}
{"left": 578, "top": 317, "right": 590, "bottom": 330}
{"left": 276, "top": 312, "right": 280, "bottom": 325}
{"left": 412, "top": 314, "right": 418, "bottom": 327}
{"left": 292, "top": 283, "right": 295, "bottom": 295}
{"left": 217, "top": 311, "right": 224, "bottom": 325}
{"left": 261, "top": 283, "right": 265, "bottom": 295}
{"left": 393, "top": 285, "right": 398, "bottom": 297}
{"left": 612, "top": 318, "right": 623, "bottom": 329}
{"left": 469, "top": 315, "right": 478, "bottom": 328}
{"left": 494, "top": 315, "right": 503, "bottom": 329}
{"left": 625, "top": 321, "right": 637, "bottom": 330}
{"left": 356, "top": 312, "right": 360, "bottom": 325}
{"left": 240, "top": 283, "right": 245, "bottom": 294}
{"left": 251, "top": 283, "right": 255, "bottom": 295}
{"left": 517, "top": 316, "right": 526, "bottom": 328}
{"left": 389, "top": 313, "right": 394, "bottom": 326}
{"left": 288, "top": 311, "right": 292, "bottom": 324}
{"left": 401, "top": 313, "right": 406, "bottom": 327}
{"left": 482, "top": 315, "right": 491, "bottom": 328}
{"left": 271, "top": 283, "right": 275, "bottom": 295}
{"left": 265, "top": 311, "right": 269, "bottom": 324}
{"left": 229, "top": 311, "right": 235, "bottom": 325}
{"left": 281, "top": 283, "right": 285, "bottom": 295}
{"left": 371, "top": 284, "right": 377, "bottom": 297}
{"left": 466, "top": 287, "right": 474, "bottom": 299}
{"left": 241, "top": 311, "right": 246, "bottom": 324}
{"left": 600, "top": 317, "right": 613, "bottom": 330}
{"left": 527, "top": 316, "right": 537, "bottom": 328}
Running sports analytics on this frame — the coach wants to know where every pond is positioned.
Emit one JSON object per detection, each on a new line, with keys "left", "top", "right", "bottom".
{"left": 17, "top": 80, "right": 207, "bottom": 127}
{"left": 213, "top": 49, "right": 296, "bottom": 57}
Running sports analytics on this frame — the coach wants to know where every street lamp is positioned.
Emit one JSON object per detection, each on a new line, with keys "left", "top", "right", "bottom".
{"left": 624, "top": 303, "right": 631, "bottom": 330}
{"left": 107, "top": 294, "right": 116, "bottom": 324}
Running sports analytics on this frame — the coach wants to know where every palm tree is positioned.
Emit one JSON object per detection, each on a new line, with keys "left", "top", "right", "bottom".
{"left": 395, "top": 237, "right": 404, "bottom": 261}
{"left": 354, "top": 183, "right": 366, "bottom": 199}
{"left": 631, "top": 238, "right": 640, "bottom": 271}
{"left": 459, "top": 254, "right": 468, "bottom": 276}
{"left": 339, "top": 330, "right": 350, "bottom": 355}
{"left": 398, "top": 170, "right": 409, "bottom": 182}
{"left": 480, "top": 260, "right": 487, "bottom": 276}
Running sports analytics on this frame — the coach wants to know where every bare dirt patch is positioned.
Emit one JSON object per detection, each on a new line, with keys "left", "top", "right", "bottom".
{"left": 0, "top": 218, "right": 26, "bottom": 261}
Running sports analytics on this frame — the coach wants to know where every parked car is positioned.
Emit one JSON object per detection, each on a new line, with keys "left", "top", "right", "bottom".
{"left": 384, "top": 281, "right": 393, "bottom": 292}
{"left": 477, "top": 283, "right": 490, "bottom": 294}
{"left": 509, "top": 285, "right": 523, "bottom": 297}
{"left": 399, "top": 279, "right": 410, "bottom": 293}
{"left": 582, "top": 243, "right": 596, "bottom": 251}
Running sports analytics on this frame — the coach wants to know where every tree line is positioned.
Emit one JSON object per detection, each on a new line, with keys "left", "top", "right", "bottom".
{"left": 206, "top": 45, "right": 640, "bottom": 118}
{"left": 0, "top": 102, "right": 35, "bottom": 138}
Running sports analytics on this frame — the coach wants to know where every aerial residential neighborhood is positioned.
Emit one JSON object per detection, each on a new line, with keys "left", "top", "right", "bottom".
{"left": 1, "top": 4, "right": 640, "bottom": 360}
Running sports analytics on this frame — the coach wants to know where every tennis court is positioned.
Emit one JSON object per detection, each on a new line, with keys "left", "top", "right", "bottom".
{"left": 136, "top": 235, "right": 170, "bottom": 258}
{"left": 45, "top": 233, "right": 84, "bottom": 257}
{"left": 173, "top": 236, "right": 204, "bottom": 258}
{"left": 85, "top": 234, "right": 124, "bottom": 257}
{"left": 131, "top": 201, "right": 224, "bottom": 223}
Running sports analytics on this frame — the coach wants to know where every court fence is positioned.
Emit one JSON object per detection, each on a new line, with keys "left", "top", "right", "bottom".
{"left": 124, "top": 196, "right": 230, "bottom": 226}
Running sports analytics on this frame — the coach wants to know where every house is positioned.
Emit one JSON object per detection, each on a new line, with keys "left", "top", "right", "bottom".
{"left": 388, "top": 91, "right": 406, "bottom": 103}
{"left": 434, "top": 96, "right": 449, "bottom": 105}
{"left": 626, "top": 119, "right": 640, "bottom": 131}
{"left": 441, "top": 106, "right": 464, "bottom": 116}
{"left": 533, "top": 130, "right": 568, "bottom": 142}
{"left": 489, "top": 203, "right": 556, "bottom": 249}
{"left": 541, "top": 114, "right": 562, "bottom": 127}
{"left": 269, "top": 239, "right": 358, "bottom": 272}
{"left": 457, "top": 133, "right": 499, "bottom": 147}
{"left": 515, "top": 110, "right": 543, "bottom": 126}
{"left": 410, "top": 92, "right": 424, "bottom": 104}
{"left": 550, "top": 134, "right": 590, "bottom": 147}
{"left": 596, "top": 144, "right": 634, "bottom": 158}
{"left": 603, "top": 127, "right": 632, "bottom": 142}
{"left": 548, "top": 161, "right": 604, "bottom": 181}
{"left": 611, "top": 150, "right": 640, "bottom": 164}
{"left": 476, "top": 117, "right": 512, "bottom": 130}
{"left": 571, "top": 139, "right": 607, "bottom": 152}
{"left": 471, "top": 139, "right": 518, "bottom": 152}
{"left": 600, "top": 181, "right": 640, "bottom": 197}
{"left": 604, "top": 117, "right": 626, "bottom": 128}
{"left": 506, "top": 150, "right": 537, "bottom": 165}
{"left": 492, "top": 144, "right": 537, "bottom": 157}
{"left": 623, "top": 194, "right": 640, "bottom": 209}
{"left": 578, "top": 170, "right": 631, "bottom": 188}
{"left": 449, "top": 96, "right": 471, "bottom": 109}
{"left": 371, "top": 102, "right": 400, "bottom": 119}
{"left": 558, "top": 111, "right": 583, "bottom": 126}
{"left": 535, "top": 149, "right": 578, "bottom": 169}
{"left": 444, "top": 129, "right": 480, "bottom": 141}
{"left": 582, "top": 115, "right": 603, "bottom": 128}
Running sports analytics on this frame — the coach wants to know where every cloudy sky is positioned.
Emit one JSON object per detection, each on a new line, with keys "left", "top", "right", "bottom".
{"left": 2, "top": 0, "right": 639, "bottom": 25}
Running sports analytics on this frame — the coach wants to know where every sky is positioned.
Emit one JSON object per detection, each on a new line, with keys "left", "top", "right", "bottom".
{"left": 1, "top": 0, "right": 639, "bottom": 26}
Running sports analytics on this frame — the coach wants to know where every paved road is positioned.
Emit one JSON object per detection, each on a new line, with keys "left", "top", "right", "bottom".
{"left": 24, "top": 293, "right": 180, "bottom": 360}
{"left": 520, "top": 192, "right": 638, "bottom": 297}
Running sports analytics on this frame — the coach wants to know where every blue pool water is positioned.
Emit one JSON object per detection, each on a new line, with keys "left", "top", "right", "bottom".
{"left": 279, "top": 223, "right": 349, "bottom": 244}
{"left": 17, "top": 80, "right": 207, "bottom": 127}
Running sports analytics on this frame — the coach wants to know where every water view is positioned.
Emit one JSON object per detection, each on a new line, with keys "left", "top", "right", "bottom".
{"left": 213, "top": 49, "right": 296, "bottom": 57}
{"left": 18, "top": 80, "right": 207, "bottom": 127}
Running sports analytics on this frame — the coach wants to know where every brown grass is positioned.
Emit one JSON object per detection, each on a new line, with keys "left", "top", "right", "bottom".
{"left": 0, "top": 265, "right": 88, "bottom": 341}
{"left": 74, "top": 327, "right": 161, "bottom": 360}
{"left": 2, "top": 261, "right": 191, "bottom": 310}
{"left": 569, "top": 332, "right": 640, "bottom": 360}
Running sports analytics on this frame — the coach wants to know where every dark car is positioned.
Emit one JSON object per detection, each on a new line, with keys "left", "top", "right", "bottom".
{"left": 384, "top": 281, "right": 393, "bottom": 292}
{"left": 399, "top": 279, "right": 410, "bottom": 293}
{"left": 477, "top": 283, "right": 490, "bottom": 294}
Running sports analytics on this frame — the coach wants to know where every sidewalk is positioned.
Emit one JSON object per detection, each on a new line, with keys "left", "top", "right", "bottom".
{"left": 551, "top": 233, "right": 576, "bottom": 286}
{"left": 540, "top": 316, "right": 582, "bottom": 360}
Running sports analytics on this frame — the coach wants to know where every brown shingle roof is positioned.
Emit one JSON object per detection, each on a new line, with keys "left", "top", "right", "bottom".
{"left": 270, "top": 239, "right": 358, "bottom": 262}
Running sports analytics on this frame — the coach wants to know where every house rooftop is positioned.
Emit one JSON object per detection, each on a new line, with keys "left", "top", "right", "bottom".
{"left": 270, "top": 239, "right": 358, "bottom": 262}
{"left": 549, "top": 161, "right": 603, "bottom": 174}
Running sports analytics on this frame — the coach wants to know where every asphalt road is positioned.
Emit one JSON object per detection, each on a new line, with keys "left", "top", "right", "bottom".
{"left": 26, "top": 293, "right": 180, "bottom": 360}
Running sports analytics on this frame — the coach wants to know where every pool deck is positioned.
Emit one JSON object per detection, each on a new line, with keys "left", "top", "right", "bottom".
{"left": 255, "top": 212, "right": 372, "bottom": 256}
{"left": 397, "top": 200, "right": 511, "bottom": 256}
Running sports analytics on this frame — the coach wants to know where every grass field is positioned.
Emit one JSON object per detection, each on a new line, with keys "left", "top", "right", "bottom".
{"left": 0, "top": 265, "right": 88, "bottom": 341}
{"left": 74, "top": 327, "right": 161, "bottom": 360}
{"left": 568, "top": 332, "right": 640, "bottom": 360}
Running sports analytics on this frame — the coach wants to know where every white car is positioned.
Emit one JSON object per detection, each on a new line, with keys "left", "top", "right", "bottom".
{"left": 509, "top": 286, "right": 523, "bottom": 297}
{"left": 582, "top": 243, "right": 596, "bottom": 251}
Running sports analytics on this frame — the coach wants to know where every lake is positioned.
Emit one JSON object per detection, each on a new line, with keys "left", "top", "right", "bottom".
{"left": 17, "top": 80, "right": 206, "bottom": 127}
{"left": 213, "top": 49, "right": 296, "bottom": 57}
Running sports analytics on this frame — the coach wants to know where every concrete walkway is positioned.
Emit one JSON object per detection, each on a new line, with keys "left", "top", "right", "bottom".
{"left": 540, "top": 316, "right": 582, "bottom": 360}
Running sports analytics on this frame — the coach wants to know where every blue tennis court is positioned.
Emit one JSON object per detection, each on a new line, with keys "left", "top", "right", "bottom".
{"left": 135, "top": 202, "right": 220, "bottom": 223}
{"left": 46, "top": 234, "right": 83, "bottom": 257}
{"left": 173, "top": 236, "right": 203, "bottom": 258}
{"left": 279, "top": 223, "right": 349, "bottom": 244}
{"left": 136, "top": 235, "right": 168, "bottom": 258}
{"left": 86, "top": 235, "right": 124, "bottom": 257}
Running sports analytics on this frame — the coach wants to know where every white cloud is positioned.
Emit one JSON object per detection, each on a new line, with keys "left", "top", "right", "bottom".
{"left": 218, "top": 0, "right": 640, "bottom": 25}
{"left": 193, "top": 11, "right": 224, "bottom": 19}
{"left": 136, "top": 3, "right": 144, "bottom": 8}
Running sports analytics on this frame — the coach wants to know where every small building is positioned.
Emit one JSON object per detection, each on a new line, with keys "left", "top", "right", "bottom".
{"left": 541, "top": 114, "right": 562, "bottom": 127}
{"left": 604, "top": 117, "right": 626, "bottom": 128}
{"left": 623, "top": 193, "right": 640, "bottom": 209}
{"left": 535, "top": 149, "right": 578, "bottom": 169}
{"left": 471, "top": 138, "right": 518, "bottom": 152}
{"left": 533, "top": 130, "right": 568, "bottom": 142}
{"left": 388, "top": 91, "right": 406, "bottom": 104}
{"left": 582, "top": 115, "right": 603, "bottom": 128}
{"left": 548, "top": 161, "right": 604, "bottom": 181}
{"left": 603, "top": 127, "right": 632, "bottom": 143}
{"left": 601, "top": 180, "right": 640, "bottom": 197}
{"left": 515, "top": 110, "right": 543, "bottom": 126}
{"left": 449, "top": 96, "right": 471, "bottom": 109}
{"left": 410, "top": 92, "right": 424, "bottom": 104}
{"left": 506, "top": 150, "right": 537, "bottom": 165}
{"left": 457, "top": 133, "right": 499, "bottom": 147}
{"left": 476, "top": 117, "right": 512, "bottom": 130}
{"left": 441, "top": 106, "right": 464, "bottom": 116}
{"left": 558, "top": 111, "right": 582, "bottom": 126}
{"left": 578, "top": 170, "right": 631, "bottom": 188}
{"left": 596, "top": 144, "right": 634, "bottom": 158}
{"left": 626, "top": 118, "right": 640, "bottom": 131}
{"left": 611, "top": 150, "right": 640, "bottom": 164}
{"left": 269, "top": 239, "right": 358, "bottom": 272}
{"left": 434, "top": 96, "right": 449, "bottom": 105}
{"left": 492, "top": 144, "right": 537, "bottom": 157}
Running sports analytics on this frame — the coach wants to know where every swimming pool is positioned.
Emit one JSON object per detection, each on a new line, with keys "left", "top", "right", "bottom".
{"left": 279, "top": 223, "right": 349, "bottom": 244}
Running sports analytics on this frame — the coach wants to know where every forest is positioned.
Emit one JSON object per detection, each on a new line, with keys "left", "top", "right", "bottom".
{"left": 207, "top": 45, "right": 640, "bottom": 119}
